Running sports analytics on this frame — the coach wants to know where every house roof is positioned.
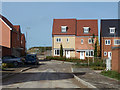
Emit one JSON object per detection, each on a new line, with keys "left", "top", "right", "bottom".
{"left": 14, "top": 25, "right": 21, "bottom": 34}
{"left": 101, "top": 19, "right": 120, "bottom": 37}
{"left": 0, "top": 14, "right": 17, "bottom": 32}
{"left": 52, "top": 19, "right": 77, "bottom": 35}
{"left": 52, "top": 19, "right": 98, "bottom": 36}
{"left": 76, "top": 20, "right": 98, "bottom": 36}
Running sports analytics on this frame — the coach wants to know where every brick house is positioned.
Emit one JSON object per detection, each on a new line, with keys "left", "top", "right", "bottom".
{"left": 75, "top": 20, "right": 98, "bottom": 59}
{"left": 52, "top": 19, "right": 98, "bottom": 59}
{"left": 0, "top": 14, "right": 26, "bottom": 57}
{"left": 52, "top": 19, "right": 76, "bottom": 58}
{"left": 101, "top": 19, "right": 120, "bottom": 73}
{"left": 101, "top": 19, "right": 120, "bottom": 59}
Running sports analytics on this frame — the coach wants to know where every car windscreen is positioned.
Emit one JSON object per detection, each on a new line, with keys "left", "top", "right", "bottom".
{"left": 26, "top": 55, "right": 35, "bottom": 60}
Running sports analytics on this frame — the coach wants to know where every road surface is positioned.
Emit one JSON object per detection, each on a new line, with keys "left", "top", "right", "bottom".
{"left": 2, "top": 60, "right": 87, "bottom": 88}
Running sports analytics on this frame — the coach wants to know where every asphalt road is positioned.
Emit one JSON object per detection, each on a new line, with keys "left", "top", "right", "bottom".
{"left": 2, "top": 60, "right": 87, "bottom": 88}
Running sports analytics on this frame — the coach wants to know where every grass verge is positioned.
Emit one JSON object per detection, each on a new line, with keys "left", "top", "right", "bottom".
{"left": 101, "top": 70, "right": 120, "bottom": 80}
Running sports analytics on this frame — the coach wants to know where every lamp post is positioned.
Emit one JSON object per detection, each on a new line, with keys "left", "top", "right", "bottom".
{"left": 26, "top": 27, "right": 30, "bottom": 52}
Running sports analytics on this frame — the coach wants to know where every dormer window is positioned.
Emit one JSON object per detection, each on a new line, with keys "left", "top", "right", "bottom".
{"left": 83, "top": 27, "right": 89, "bottom": 33}
{"left": 109, "top": 27, "right": 115, "bottom": 34}
{"left": 61, "top": 26, "right": 67, "bottom": 33}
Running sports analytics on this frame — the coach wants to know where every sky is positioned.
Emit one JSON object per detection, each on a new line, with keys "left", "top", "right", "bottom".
{"left": 1, "top": 2, "right": 118, "bottom": 49}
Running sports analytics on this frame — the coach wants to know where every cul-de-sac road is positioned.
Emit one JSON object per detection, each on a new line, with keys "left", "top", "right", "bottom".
{"left": 2, "top": 60, "right": 87, "bottom": 88}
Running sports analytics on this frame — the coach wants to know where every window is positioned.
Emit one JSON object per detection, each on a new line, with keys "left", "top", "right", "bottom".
{"left": 56, "top": 38, "right": 61, "bottom": 42}
{"left": 54, "top": 49, "right": 60, "bottom": 56}
{"left": 109, "top": 27, "right": 115, "bottom": 34}
{"left": 67, "top": 38, "right": 69, "bottom": 42}
{"left": 114, "top": 39, "right": 120, "bottom": 45}
{"left": 83, "top": 27, "right": 89, "bottom": 33}
{"left": 61, "top": 26, "right": 67, "bottom": 32}
{"left": 85, "top": 51, "right": 94, "bottom": 57}
{"left": 17, "top": 34, "right": 19, "bottom": 40}
{"left": 104, "top": 52, "right": 107, "bottom": 56}
{"left": 88, "top": 38, "right": 92, "bottom": 44}
{"left": 81, "top": 39, "right": 83, "bottom": 44}
{"left": 105, "top": 40, "right": 111, "bottom": 45}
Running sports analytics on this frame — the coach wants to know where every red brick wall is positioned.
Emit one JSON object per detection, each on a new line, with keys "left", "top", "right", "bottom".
{"left": 112, "top": 48, "right": 120, "bottom": 73}
{"left": 2, "top": 46, "right": 11, "bottom": 57}
{"left": 75, "top": 36, "right": 97, "bottom": 58}
{"left": 101, "top": 37, "right": 120, "bottom": 58}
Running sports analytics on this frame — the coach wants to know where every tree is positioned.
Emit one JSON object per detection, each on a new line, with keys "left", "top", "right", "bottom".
{"left": 60, "top": 44, "right": 63, "bottom": 57}
{"left": 94, "top": 42, "right": 97, "bottom": 57}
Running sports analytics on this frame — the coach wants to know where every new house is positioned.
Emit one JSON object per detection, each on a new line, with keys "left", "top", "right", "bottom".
{"left": 101, "top": 19, "right": 120, "bottom": 59}
{"left": 52, "top": 19, "right": 76, "bottom": 58}
{"left": 52, "top": 19, "right": 98, "bottom": 59}
{"left": 101, "top": 19, "right": 120, "bottom": 73}
{"left": 75, "top": 20, "right": 98, "bottom": 59}
{"left": 0, "top": 15, "right": 26, "bottom": 57}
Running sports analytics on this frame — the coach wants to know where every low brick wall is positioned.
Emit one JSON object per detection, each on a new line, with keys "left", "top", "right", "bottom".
{"left": 112, "top": 47, "right": 120, "bottom": 73}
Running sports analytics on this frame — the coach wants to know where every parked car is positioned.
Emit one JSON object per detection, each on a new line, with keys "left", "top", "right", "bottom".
{"left": 25, "top": 54, "right": 39, "bottom": 65}
{"left": 2, "top": 55, "right": 24, "bottom": 66}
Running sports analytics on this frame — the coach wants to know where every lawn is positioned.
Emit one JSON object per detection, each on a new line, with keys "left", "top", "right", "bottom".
{"left": 101, "top": 70, "right": 120, "bottom": 80}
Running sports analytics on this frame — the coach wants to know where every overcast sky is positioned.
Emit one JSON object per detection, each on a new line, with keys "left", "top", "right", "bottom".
{"left": 2, "top": 2, "right": 118, "bottom": 49}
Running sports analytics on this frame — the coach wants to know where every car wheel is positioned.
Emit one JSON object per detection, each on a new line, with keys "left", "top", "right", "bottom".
{"left": 13, "top": 62, "right": 18, "bottom": 66}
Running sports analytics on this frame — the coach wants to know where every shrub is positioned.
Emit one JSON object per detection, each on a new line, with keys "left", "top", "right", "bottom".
{"left": 101, "top": 70, "right": 120, "bottom": 80}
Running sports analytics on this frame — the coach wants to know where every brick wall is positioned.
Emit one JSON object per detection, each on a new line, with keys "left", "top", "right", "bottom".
{"left": 112, "top": 47, "right": 120, "bottom": 73}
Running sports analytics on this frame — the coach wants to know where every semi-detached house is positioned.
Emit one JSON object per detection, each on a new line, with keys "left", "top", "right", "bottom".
{"left": 52, "top": 19, "right": 98, "bottom": 59}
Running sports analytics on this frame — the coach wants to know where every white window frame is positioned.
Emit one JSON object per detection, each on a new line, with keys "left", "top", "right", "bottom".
{"left": 83, "top": 27, "right": 89, "bottom": 33}
{"left": 61, "top": 26, "right": 67, "bottom": 33}
{"left": 109, "top": 27, "right": 115, "bottom": 34}
{"left": 85, "top": 50, "right": 94, "bottom": 57}
{"left": 81, "top": 39, "right": 83, "bottom": 44}
{"left": 114, "top": 39, "right": 120, "bottom": 45}
{"left": 56, "top": 38, "right": 62, "bottom": 43}
{"left": 88, "top": 38, "right": 92, "bottom": 44}
{"left": 105, "top": 40, "right": 111, "bottom": 45}
{"left": 67, "top": 38, "right": 69, "bottom": 42}
{"left": 54, "top": 49, "right": 60, "bottom": 56}
{"left": 104, "top": 52, "right": 107, "bottom": 56}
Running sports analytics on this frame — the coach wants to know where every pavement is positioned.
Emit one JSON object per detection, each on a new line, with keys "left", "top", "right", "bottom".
{"left": 72, "top": 67, "right": 120, "bottom": 89}
{"left": 2, "top": 60, "right": 87, "bottom": 89}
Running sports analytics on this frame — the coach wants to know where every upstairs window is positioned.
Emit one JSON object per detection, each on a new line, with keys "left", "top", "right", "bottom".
{"left": 67, "top": 38, "right": 69, "bottom": 42}
{"left": 83, "top": 27, "right": 89, "bottom": 33}
{"left": 114, "top": 39, "right": 120, "bottom": 45}
{"left": 88, "top": 38, "right": 92, "bottom": 44}
{"left": 105, "top": 40, "right": 111, "bottom": 45}
{"left": 56, "top": 38, "right": 61, "bottom": 42}
{"left": 81, "top": 39, "right": 83, "bottom": 44}
{"left": 61, "top": 26, "right": 67, "bottom": 33}
{"left": 109, "top": 27, "right": 115, "bottom": 34}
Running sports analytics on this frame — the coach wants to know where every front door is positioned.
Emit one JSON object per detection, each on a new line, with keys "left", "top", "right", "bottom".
{"left": 66, "top": 51, "right": 70, "bottom": 58}
{"left": 108, "top": 52, "right": 112, "bottom": 59}
{"left": 80, "top": 51, "right": 84, "bottom": 59}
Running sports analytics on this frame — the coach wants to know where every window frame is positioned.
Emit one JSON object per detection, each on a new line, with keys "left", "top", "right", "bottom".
{"left": 83, "top": 27, "right": 89, "bottom": 33}
{"left": 54, "top": 49, "right": 60, "bottom": 56}
{"left": 88, "top": 38, "right": 92, "bottom": 44}
{"left": 67, "top": 38, "right": 69, "bottom": 42}
{"left": 104, "top": 52, "right": 107, "bottom": 56}
{"left": 109, "top": 27, "right": 115, "bottom": 34}
{"left": 114, "top": 39, "right": 120, "bottom": 45}
{"left": 56, "top": 38, "right": 62, "bottom": 43}
{"left": 105, "top": 40, "right": 111, "bottom": 45}
{"left": 85, "top": 50, "right": 94, "bottom": 57}
{"left": 61, "top": 26, "right": 67, "bottom": 33}
{"left": 81, "top": 39, "right": 84, "bottom": 44}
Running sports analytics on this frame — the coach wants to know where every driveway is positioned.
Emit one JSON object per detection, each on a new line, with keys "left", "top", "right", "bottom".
{"left": 2, "top": 60, "right": 87, "bottom": 88}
